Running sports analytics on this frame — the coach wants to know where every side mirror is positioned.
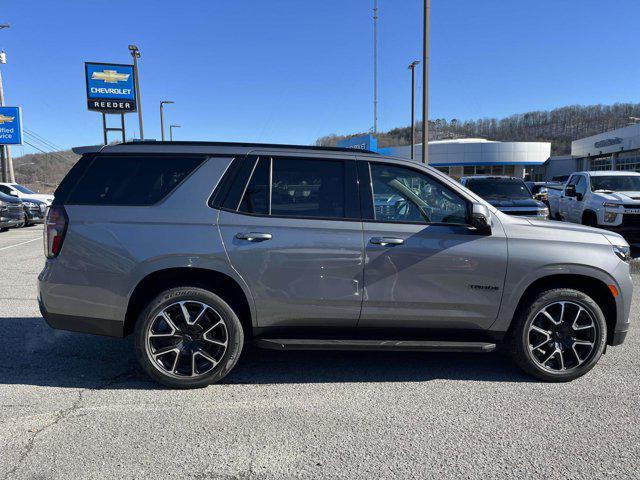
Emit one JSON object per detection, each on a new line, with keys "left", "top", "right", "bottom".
{"left": 565, "top": 184, "right": 576, "bottom": 197}
{"left": 8, "top": 191, "right": 18, "bottom": 197}
{"left": 470, "top": 203, "right": 492, "bottom": 235}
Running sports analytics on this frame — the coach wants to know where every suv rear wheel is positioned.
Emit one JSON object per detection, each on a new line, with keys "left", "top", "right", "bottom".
{"left": 508, "top": 288, "right": 607, "bottom": 382}
{"left": 134, "top": 287, "right": 244, "bottom": 388}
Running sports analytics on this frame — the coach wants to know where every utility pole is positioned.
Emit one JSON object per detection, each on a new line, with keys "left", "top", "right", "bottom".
{"left": 421, "top": 0, "right": 430, "bottom": 164}
{"left": 373, "top": 0, "right": 378, "bottom": 134}
{"left": 169, "top": 124, "right": 180, "bottom": 141}
{"left": 159, "top": 100, "right": 174, "bottom": 141}
{"left": 408, "top": 60, "right": 420, "bottom": 161}
{"left": 129, "top": 45, "right": 144, "bottom": 140}
{"left": 0, "top": 23, "right": 14, "bottom": 182}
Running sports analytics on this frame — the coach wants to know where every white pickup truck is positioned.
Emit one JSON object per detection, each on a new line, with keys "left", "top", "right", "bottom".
{"left": 547, "top": 171, "right": 640, "bottom": 244}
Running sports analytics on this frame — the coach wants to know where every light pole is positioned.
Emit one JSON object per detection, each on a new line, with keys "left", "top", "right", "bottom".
{"left": 421, "top": 0, "right": 430, "bottom": 164}
{"left": 169, "top": 124, "right": 181, "bottom": 141}
{"left": 0, "top": 22, "right": 14, "bottom": 182}
{"left": 128, "top": 45, "right": 144, "bottom": 140}
{"left": 408, "top": 60, "right": 420, "bottom": 161}
{"left": 159, "top": 100, "right": 174, "bottom": 141}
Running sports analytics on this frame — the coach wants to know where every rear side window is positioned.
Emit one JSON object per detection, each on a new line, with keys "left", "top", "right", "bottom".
{"left": 271, "top": 158, "right": 346, "bottom": 218}
{"left": 234, "top": 157, "right": 359, "bottom": 220}
{"left": 65, "top": 154, "right": 205, "bottom": 205}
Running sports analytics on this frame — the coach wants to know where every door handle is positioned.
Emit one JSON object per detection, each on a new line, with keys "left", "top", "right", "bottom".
{"left": 370, "top": 237, "right": 404, "bottom": 246}
{"left": 236, "top": 232, "right": 273, "bottom": 241}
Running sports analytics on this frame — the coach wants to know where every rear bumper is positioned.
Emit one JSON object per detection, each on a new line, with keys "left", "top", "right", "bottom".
{"left": 38, "top": 295, "right": 124, "bottom": 338}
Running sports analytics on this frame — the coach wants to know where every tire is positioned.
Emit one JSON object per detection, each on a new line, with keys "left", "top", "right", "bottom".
{"left": 582, "top": 211, "right": 598, "bottom": 227}
{"left": 134, "top": 287, "right": 244, "bottom": 389}
{"left": 507, "top": 288, "right": 607, "bottom": 382}
{"left": 0, "top": 228, "right": 8, "bottom": 232}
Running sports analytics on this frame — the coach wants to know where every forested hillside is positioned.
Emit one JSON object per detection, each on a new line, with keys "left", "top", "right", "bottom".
{"left": 317, "top": 103, "right": 640, "bottom": 155}
{"left": 12, "top": 149, "right": 79, "bottom": 194}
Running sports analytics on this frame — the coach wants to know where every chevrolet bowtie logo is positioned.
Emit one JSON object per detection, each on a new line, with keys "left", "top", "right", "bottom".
{"left": 91, "top": 69, "right": 130, "bottom": 83}
{"left": 0, "top": 114, "right": 15, "bottom": 125}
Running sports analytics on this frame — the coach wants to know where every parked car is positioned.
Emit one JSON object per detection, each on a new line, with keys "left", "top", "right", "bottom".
{"left": 526, "top": 181, "right": 564, "bottom": 204}
{"left": 0, "top": 191, "right": 26, "bottom": 231}
{"left": 547, "top": 171, "right": 640, "bottom": 244}
{"left": 22, "top": 198, "right": 47, "bottom": 226}
{"left": 460, "top": 176, "right": 549, "bottom": 219}
{"left": 39, "top": 142, "right": 632, "bottom": 388}
{"left": 0, "top": 182, "right": 54, "bottom": 205}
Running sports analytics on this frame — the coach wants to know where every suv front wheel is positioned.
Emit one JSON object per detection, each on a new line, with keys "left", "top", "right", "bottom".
{"left": 508, "top": 288, "right": 607, "bottom": 382}
{"left": 134, "top": 287, "right": 244, "bottom": 388}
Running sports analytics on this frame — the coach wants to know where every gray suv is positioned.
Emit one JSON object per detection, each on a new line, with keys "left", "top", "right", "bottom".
{"left": 38, "top": 142, "right": 633, "bottom": 388}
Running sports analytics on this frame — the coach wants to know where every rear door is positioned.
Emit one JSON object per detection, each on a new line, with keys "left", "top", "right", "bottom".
{"left": 358, "top": 159, "right": 508, "bottom": 331}
{"left": 218, "top": 154, "right": 365, "bottom": 329}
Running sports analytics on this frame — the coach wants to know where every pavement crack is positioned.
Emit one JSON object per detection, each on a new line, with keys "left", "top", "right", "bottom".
{"left": 2, "top": 369, "right": 136, "bottom": 479}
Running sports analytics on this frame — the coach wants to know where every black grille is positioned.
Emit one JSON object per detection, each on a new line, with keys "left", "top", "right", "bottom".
{"left": 621, "top": 215, "right": 640, "bottom": 227}
{"left": 622, "top": 204, "right": 640, "bottom": 209}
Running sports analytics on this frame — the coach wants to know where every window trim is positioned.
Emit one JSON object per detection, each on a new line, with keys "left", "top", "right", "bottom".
{"left": 363, "top": 159, "right": 473, "bottom": 227}
{"left": 219, "top": 155, "right": 362, "bottom": 223}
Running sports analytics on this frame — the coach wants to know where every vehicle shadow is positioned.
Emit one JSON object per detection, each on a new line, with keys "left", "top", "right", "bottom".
{"left": 0, "top": 317, "right": 533, "bottom": 389}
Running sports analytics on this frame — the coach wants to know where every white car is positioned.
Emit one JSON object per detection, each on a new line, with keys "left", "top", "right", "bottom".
{"left": 0, "top": 183, "right": 54, "bottom": 205}
{"left": 547, "top": 171, "right": 640, "bottom": 244}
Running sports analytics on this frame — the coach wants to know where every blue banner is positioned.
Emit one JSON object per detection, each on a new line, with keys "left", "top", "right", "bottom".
{"left": 0, "top": 106, "right": 23, "bottom": 145}
{"left": 85, "top": 62, "right": 136, "bottom": 112}
{"left": 337, "top": 134, "right": 378, "bottom": 152}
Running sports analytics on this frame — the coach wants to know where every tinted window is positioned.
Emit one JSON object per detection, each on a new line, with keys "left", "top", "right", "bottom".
{"left": 465, "top": 178, "right": 532, "bottom": 200}
{"left": 370, "top": 163, "right": 467, "bottom": 224}
{"left": 65, "top": 155, "right": 204, "bottom": 205}
{"left": 239, "top": 157, "right": 270, "bottom": 214}
{"left": 0, "top": 185, "right": 11, "bottom": 194}
{"left": 270, "top": 158, "right": 347, "bottom": 219}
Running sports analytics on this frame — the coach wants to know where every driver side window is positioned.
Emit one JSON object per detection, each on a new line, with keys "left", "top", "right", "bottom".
{"left": 369, "top": 163, "right": 468, "bottom": 225}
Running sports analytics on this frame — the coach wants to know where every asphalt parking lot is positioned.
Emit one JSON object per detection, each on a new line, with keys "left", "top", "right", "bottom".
{"left": 1, "top": 225, "right": 639, "bottom": 479}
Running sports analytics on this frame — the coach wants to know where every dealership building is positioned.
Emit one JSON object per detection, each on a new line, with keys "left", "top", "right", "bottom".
{"left": 531, "top": 124, "right": 640, "bottom": 180}
{"left": 378, "top": 138, "right": 551, "bottom": 180}
{"left": 336, "top": 134, "right": 551, "bottom": 180}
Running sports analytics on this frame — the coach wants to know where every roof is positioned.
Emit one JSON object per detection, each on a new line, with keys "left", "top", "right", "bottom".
{"left": 72, "top": 140, "right": 377, "bottom": 156}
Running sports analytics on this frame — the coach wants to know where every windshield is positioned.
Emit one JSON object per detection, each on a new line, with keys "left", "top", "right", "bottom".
{"left": 465, "top": 178, "right": 532, "bottom": 200}
{"left": 12, "top": 184, "right": 36, "bottom": 194}
{"left": 590, "top": 176, "right": 640, "bottom": 192}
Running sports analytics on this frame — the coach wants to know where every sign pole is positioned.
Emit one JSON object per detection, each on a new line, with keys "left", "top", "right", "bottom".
{"left": 120, "top": 113, "right": 126, "bottom": 142}
{"left": 0, "top": 70, "right": 14, "bottom": 181}
{"left": 102, "top": 113, "right": 108, "bottom": 145}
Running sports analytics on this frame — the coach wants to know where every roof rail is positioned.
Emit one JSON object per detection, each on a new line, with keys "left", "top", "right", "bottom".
{"left": 118, "top": 140, "right": 377, "bottom": 154}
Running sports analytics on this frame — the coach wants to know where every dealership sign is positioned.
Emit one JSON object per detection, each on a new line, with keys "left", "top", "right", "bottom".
{"left": 85, "top": 62, "right": 136, "bottom": 113}
{"left": 594, "top": 137, "right": 623, "bottom": 149}
{"left": 0, "top": 106, "right": 23, "bottom": 145}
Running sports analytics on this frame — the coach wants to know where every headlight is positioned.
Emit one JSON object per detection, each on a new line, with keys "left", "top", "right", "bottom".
{"left": 603, "top": 202, "right": 621, "bottom": 208}
{"left": 0, "top": 200, "right": 7, "bottom": 207}
{"left": 613, "top": 245, "right": 632, "bottom": 262}
{"left": 604, "top": 211, "right": 618, "bottom": 223}
{"left": 537, "top": 207, "right": 549, "bottom": 217}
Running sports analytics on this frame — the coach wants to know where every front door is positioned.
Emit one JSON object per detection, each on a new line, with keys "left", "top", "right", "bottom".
{"left": 358, "top": 161, "right": 508, "bottom": 331}
{"left": 218, "top": 155, "right": 364, "bottom": 329}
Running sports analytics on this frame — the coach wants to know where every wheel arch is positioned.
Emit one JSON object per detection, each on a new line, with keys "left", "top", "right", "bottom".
{"left": 582, "top": 209, "right": 598, "bottom": 224}
{"left": 509, "top": 274, "right": 617, "bottom": 345}
{"left": 124, "top": 267, "right": 254, "bottom": 337}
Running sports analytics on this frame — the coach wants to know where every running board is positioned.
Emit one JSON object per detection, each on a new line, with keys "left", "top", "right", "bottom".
{"left": 253, "top": 338, "right": 496, "bottom": 352}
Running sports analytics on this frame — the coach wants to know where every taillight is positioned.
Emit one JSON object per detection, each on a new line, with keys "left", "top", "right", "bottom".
{"left": 44, "top": 205, "right": 68, "bottom": 258}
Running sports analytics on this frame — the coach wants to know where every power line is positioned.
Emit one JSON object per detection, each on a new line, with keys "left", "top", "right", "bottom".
{"left": 23, "top": 128, "right": 65, "bottom": 151}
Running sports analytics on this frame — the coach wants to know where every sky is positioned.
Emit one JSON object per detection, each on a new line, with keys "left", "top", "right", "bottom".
{"left": 2, "top": 0, "right": 640, "bottom": 155}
